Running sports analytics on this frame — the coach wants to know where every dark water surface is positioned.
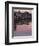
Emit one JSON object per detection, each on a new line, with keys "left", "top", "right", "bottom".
{"left": 14, "top": 31, "right": 32, "bottom": 36}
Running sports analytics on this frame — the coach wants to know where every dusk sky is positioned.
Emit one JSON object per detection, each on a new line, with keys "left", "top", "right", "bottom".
{"left": 14, "top": 9, "right": 32, "bottom": 13}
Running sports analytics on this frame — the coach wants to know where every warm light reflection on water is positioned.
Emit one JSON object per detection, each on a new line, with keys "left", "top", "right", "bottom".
{"left": 16, "top": 22, "right": 32, "bottom": 32}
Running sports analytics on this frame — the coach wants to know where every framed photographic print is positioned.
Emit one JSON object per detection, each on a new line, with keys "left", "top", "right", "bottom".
{"left": 5, "top": 1, "right": 38, "bottom": 45}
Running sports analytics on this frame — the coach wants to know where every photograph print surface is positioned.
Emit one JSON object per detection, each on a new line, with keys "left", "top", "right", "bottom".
{"left": 12, "top": 7, "right": 33, "bottom": 37}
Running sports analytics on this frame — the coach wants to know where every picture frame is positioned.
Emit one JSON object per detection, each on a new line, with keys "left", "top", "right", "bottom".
{"left": 5, "top": 1, "right": 38, "bottom": 45}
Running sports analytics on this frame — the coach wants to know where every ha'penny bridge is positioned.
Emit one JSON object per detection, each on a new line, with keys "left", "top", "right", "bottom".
{"left": 14, "top": 11, "right": 32, "bottom": 25}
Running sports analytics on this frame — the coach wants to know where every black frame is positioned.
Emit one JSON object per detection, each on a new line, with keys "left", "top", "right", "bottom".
{"left": 5, "top": 1, "right": 38, "bottom": 45}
